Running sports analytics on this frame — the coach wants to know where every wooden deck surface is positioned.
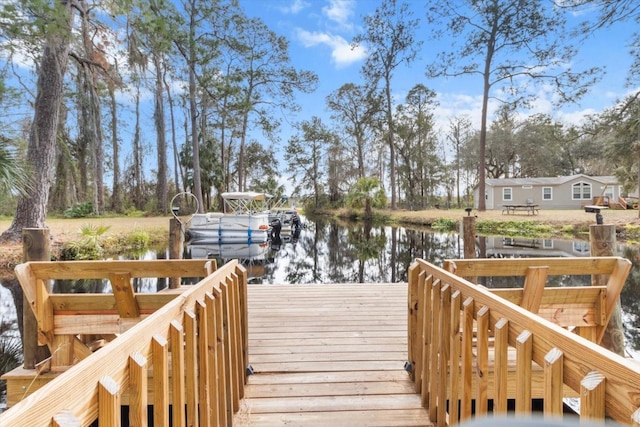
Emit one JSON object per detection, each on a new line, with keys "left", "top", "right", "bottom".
{"left": 234, "top": 283, "right": 433, "bottom": 426}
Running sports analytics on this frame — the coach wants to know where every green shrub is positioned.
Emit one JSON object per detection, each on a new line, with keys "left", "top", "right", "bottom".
{"left": 124, "top": 229, "right": 150, "bottom": 250}
{"left": 0, "top": 334, "right": 22, "bottom": 401}
{"left": 63, "top": 202, "right": 94, "bottom": 218}
{"left": 59, "top": 224, "right": 111, "bottom": 260}
{"left": 476, "top": 219, "right": 552, "bottom": 237}
{"left": 431, "top": 217, "right": 458, "bottom": 231}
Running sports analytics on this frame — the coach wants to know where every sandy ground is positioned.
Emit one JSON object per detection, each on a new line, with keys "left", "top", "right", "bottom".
{"left": 0, "top": 216, "right": 171, "bottom": 276}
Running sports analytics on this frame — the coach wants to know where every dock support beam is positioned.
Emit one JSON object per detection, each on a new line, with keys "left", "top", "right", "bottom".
{"left": 462, "top": 210, "right": 477, "bottom": 283}
{"left": 169, "top": 218, "right": 184, "bottom": 288}
{"left": 589, "top": 223, "right": 625, "bottom": 356}
{"left": 22, "top": 228, "right": 50, "bottom": 369}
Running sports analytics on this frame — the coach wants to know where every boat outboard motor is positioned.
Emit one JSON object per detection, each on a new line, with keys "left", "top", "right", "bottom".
{"left": 291, "top": 213, "right": 301, "bottom": 232}
{"left": 270, "top": 234, "right": 282, "bottom": 251}
{"left": 269, "top": 217, "right": 282, "bottom": 240}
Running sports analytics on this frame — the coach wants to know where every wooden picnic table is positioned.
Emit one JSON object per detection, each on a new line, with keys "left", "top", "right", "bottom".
{"left": 502, "top": 204, "right": 539, "bottom": 215}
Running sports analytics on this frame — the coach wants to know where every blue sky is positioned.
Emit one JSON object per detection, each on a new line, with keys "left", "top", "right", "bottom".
{"left": 4, "top": 0, "right": 636, "bottom": 195}
{"left": 240, "top": 0, "right": 638, "bottom": 134}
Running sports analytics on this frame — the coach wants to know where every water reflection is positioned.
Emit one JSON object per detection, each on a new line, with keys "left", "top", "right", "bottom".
{"left": 1, "top": 217, "right": 640, "bottom": 364}
{"left": 186, "top": 217, "right": 640, "bottom": 355}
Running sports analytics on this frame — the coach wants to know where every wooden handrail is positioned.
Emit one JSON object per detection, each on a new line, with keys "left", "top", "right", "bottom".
{"left": 22, "top": 258, "right": 214, "bottom": 279}
{"left": 408, "top": 257, "right": 639, "bottom": 426}
{"left": 443, "top": 256, "right": 625, "bottom": 277}
{"left": 443, "top": 256, "right": 631, "bottom": 344}
{"left": 14, "top": 259, "right": 215, "bottom": 370}
{"left": 0, "top": 259, "right": 248, "bottom": 426}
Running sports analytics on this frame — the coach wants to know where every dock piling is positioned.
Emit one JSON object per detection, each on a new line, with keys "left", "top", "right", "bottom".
{"left": 169, "top": 218, "right": 184, "bottom": 288}
{"left": 21, "top": 228, "right": 50, "bottom": 369}
{"left": 589, "top": 222, "right": 625, "bottom": 356}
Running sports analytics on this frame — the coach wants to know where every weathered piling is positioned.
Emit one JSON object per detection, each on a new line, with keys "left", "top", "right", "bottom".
{"left": 168, "top": 218, "right": 184, "bottom": 288}
{"left": 462, "top": 209, "right": 477, "bottom": 283}
{"left": 589, "top": 221, "right": 625, "bottom": 356}
{"left": 21, "top": 228, "right": 50, "bottom": 369}
{"left": 463, "top": 215, "right": 476, "bottom": 260}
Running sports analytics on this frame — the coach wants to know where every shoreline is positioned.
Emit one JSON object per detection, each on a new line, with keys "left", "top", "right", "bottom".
{"left": 1, "top": 208, "right": 639, "bottom": 277}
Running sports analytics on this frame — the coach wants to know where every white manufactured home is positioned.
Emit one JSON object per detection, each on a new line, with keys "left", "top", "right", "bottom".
{"left": 474, "top": 174, "right": 627, "bottom": 210}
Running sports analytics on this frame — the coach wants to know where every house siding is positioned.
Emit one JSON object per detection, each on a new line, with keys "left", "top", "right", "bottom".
{"left": 474, "top": 174, "right": 621, "bottom": 210}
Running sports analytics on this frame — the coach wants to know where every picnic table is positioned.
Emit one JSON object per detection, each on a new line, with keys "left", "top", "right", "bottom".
{"left": 502, "top": 204, "right": 539, "bottom": 215}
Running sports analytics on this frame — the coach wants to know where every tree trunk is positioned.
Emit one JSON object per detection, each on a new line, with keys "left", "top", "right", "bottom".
{"left": 154, "top": 53, "right": 167, "bottom": 214}
{"left": 357, "top": 135, "right": 365, "bottom": 178}
{"left": 133, "top": 88, "right": 144, "bottom": 210}
{"left": 79, "top": 4, "right": 104, "bottom": 215}
{"left": 90, "top": 77, "right": 105, "bottom": 215}
{"left": 478, "top": 21, "right": 497, "bottom": 212}
{"left": 188, "top": 0, "right": 204, "bottom": 213}
{"left": 110, "top": 80, "right": 122, "bottom": 213}
{"left": 385, "top": 75, "right": 396, "bottom": 210}
{"left": 49, "top": 102, "right": 77, "bottom": 212}
{"left": 76, "top": 70, "right": 89, "bottom": 201}
{"left": 239, "top": 100, "right": 253, "bottom": 192}
{"left": 1, "top": 0, "right": 73, "bottom": 242}
{"left": 164, "top": 74, "right": 181, "bottom": 195}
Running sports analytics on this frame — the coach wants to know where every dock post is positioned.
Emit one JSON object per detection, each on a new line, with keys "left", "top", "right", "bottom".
{"left": 589, "top": 223, "right": 625, "bottom": 356}
{"left": 22, "top": 228, "right": 51, "bottom": 369}
{"left": 463, "top": 216, "right": 476, "bottom": 259}
{"left": 169, "top": 218, "right": 184, "bottom": 288}
{"left": 463, "top": 209, "right": 477, "bottom": 283}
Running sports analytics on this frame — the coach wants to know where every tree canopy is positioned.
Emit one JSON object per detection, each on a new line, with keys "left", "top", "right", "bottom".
{"left": 0, "top": 0, "right": 637, "bottom": 230}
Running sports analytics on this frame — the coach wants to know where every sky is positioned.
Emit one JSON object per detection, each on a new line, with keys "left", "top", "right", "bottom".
{"left": 3, "top": 0, "right": 637, "bottom": 197}
{"left": 239, "top": 0, "right": 638, "bottom": 136}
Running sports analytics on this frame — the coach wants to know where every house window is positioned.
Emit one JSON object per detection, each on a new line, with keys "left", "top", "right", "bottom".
{"left": 572, "top": 182, "right": 592, "bottom": 200}
{"left": 542, "top": 187, "right": 552, "bottom": 200}
{"left": 573, "top": 241, "right": 590, "bottom": 254}
{"left": 502, "top": 187, "right": 512, "bottom": 201}
{"left": 604, "top": 186, "right": 614, "bottom": 198}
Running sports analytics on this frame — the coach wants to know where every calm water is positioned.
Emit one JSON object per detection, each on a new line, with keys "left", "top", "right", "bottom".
{"left": 183, "top": 215, "right": 640, "bottom": 356}
{"left": 1, "top": 215, "right": 639, "bottom": 374}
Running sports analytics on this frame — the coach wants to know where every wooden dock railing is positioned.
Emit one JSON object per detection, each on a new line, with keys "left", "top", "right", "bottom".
{"left": 407, "top": 256, "right": 640, "bottom": 426}
{"left": 0, "top": 259, "right": 249, "bottom": 426}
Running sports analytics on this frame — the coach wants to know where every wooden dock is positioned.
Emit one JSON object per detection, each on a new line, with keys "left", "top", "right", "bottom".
{"left": 235, "top": 284, "right": 432, "bottom": 426}
{"left": 4, "top": 257, "right": 638, "bottom": 426}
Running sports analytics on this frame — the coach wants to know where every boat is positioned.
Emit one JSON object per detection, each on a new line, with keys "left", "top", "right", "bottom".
{"left": 186, "top": 239, "right": 270, "bottom": 260}
{"left": 186, "top": 240, "right": 270, "bottom": 281}
{"left": 186, "top": 192, "right": 272, "bottom": 243}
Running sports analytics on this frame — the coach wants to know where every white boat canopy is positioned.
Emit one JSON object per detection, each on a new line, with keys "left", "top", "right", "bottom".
{"left": 221, "top": 192, "right": 273, "bottom": 201}
{"left": 221, "top": 192, "right": 275, "bottom": 214}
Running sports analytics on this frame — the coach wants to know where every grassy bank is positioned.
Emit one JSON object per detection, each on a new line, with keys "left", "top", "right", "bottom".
{"left": 321, "top": 207, "right": 640, "bottom": 243}
{"left": 0, "top": 208, "right": 639, "bottom": 275}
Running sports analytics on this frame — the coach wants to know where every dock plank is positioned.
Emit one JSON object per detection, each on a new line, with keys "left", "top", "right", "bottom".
{"left": 235, "top": 284, "right": 432, "bottom": 426}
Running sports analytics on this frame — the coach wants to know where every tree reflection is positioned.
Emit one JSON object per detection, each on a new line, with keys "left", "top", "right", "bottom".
{"left": 346, "top": 222, "right": 387, "bottom": 283}
{"left": 4, "top": 216, "right": 640, "bottom": 368}
{"left": 620, "top": 246, "right": 640, "bottom": 352}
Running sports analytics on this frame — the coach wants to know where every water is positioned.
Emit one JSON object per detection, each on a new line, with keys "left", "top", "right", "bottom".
{"left": 1, "top": 216, "right": 639, "bottom": 394}
{"left": 185, "top": 218, "right": 617, "bottom": 286}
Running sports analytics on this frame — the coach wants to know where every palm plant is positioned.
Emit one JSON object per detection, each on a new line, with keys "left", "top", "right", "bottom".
{"left": 346, "top": 177, "right": 387, "bottom": 220}
{"left": 0, "top": 138, "right": 32, "bottom": 196}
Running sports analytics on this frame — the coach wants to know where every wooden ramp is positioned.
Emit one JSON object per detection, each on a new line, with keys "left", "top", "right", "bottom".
{"left": 234, "top": 284, "right": 432, "bottom": 426}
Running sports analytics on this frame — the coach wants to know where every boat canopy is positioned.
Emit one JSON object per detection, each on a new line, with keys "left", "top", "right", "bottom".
{"left": 221, "top": 192, "right": 275, "bottom": 214}
{"left": 221, "top": 192, "right": 273, "bottom": 201}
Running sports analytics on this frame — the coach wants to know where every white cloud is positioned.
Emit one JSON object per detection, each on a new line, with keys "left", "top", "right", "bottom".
{"left": 322, "top": 0, "right": 355, "bottom": 31}
{"left": 295, "top": 28, "right": 366, "bottom": 68}
{"left": 556, "top": 108, "right": 599, "bottom": 126}
{"left": 280, "top": 0, "right": 310, "bottom": 14}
